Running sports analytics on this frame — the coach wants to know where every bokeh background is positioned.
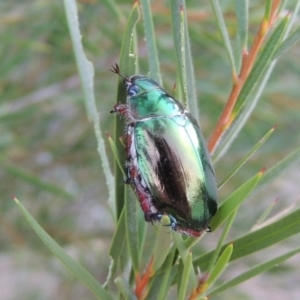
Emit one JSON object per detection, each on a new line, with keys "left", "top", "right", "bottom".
{"left": 1, "top": 0, "right": 300, "bottom": 299}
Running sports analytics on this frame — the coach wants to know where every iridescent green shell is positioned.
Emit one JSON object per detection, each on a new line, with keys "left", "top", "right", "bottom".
{"left": 112, "top": 70, "right": 218, "bottom": 237}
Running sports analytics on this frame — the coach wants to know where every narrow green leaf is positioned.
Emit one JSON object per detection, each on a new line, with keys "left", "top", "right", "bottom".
{"left": 63, "top": 0, "right": 115, "bottom": 208}
{"left": 176, "top": 262, "right": 184, "bottom": 293}
{"left": 209, "top": 246, "right": 300, "bottom": 295}
{"left": 109, "top": 208, "right": 127, "bottom": 276}
{"left": 206, "top": 210, "right": 237, "bottom": 275}
{"left": 179, "top": 4, "right": 188, "bottom": 104}
{"left": 116, "top": 3, "right": 140, "bottom": 78}
{"left": 187, "top": 262, "right": 198, "bottom": 297}
{"left": 115, "top": 276, "right": 138, "bottom": 300}
{"left": 112, "top": 29, "right": 140, "bottom": 263}
{"left": 210, "top": 169, "right": 264, "bottom": 231}
{"left": 170, "top": 0, "right": 198, "bottom": 119}
{"left": 218, "top": 125, "right": 276, "bottom": 189}
{"left": 257, "top": 145, "right": 300, "bottom": 190}
{"left": 125, "top": 188, "right": 139, "bottom": 273}
{"left": 284, "top": 0, "right": 300, "bottom": 36}
{"left": 183, "top": 234, "right": 205, "bottom": 252}
{"left": 213, "top": 5, "right": 298, "bottom": 160}
{"left": 137, "top": 208, "right": 147, "bottom": 261}
{"left": 233, "top": 14, "right": 290, "bottom": 115}
{"left": 13, "top": 197, "right": 113, "bottom": 300}
{"left": 109, "top": 208, "right": 126, "bottom": 257}
{"left": 146, "top": 262, "right": 177, "bottom": 300}
{"left": 155, "top": 251, "right": 177, "bottom": 300}
{"left": 114, "top": 2, "right": 140, "bottom": 219}
{"left": 103, "top": 0, "right": 125, "bottom": 23}
{"left": 152, "top": 215, "right": 172, "bottom": 272}
{"left": 178, "top": 252, "right": 193, "bottom": 300}
{"left": 206, "top": 244, "right": 233, "bottom": 287}
{"left": 173, "top": 232, "right": 189, "bottom": 263}
{"left": 107, "top": 133, "right": 126, "bottom": 178}
{"left": 195, "top": 207, "right": 300, "bottom": 271}
{"left": 235, "top": 0, "right": 248, "bottom": 49}
{"left": 251, "top": 198, "right": 279, "bottom": 231}
{"left": 273, "top": 25, "right": 300, "bottom": 59}
{"left": 210, "top": 0, "right": 237, "bottom": 75}
{"left": 141, "top": 0, "right": 162, "bottom": 84}
{"left": 172, "top": 236, "right": 197, "bottom": 295}
{"left": 0, "top": 160, "right": 72, "bottom": 199}
{"left": 264, "top": 0, "right": 272, "bottom": 21}
{"left": 253, "top": 202, "right": 300, "bottom": 234}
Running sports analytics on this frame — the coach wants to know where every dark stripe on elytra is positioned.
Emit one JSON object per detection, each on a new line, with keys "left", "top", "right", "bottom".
{"left": 145, "top": 131, "right": 191, "bottom": 217}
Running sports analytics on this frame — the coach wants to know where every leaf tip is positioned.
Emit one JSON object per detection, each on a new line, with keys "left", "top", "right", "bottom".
{"left": 285, "top": 11, "right": 292, "bottom": 19}
{"left": 11, "top": 194, "right": 19, "bottom": 203}
{"left": 173, "top": 82, "right": 176, "bottom": 91}
{"left": 273, "top": 197, "right": 279, "bottom": 204}
{"left": 260, "top": 166, "right": 267, "bottom": 174}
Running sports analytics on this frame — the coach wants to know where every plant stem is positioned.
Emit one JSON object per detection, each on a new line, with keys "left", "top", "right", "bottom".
{"left": 208, "top": 0, "right": 281, "bottom": 153}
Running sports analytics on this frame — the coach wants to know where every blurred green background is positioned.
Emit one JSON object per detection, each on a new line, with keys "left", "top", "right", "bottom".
{"left": 1, "top": 0, "right": 300, "bottom": 299}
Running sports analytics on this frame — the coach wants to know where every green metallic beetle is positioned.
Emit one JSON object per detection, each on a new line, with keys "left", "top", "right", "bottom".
{"left": 111, "top": 64, "right": 217, "bottom": 237}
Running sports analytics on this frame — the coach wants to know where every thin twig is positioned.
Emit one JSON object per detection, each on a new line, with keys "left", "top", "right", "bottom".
{"left": 208, "top": 0, "right": 281, "bottom": 153}
{"left": 135, "top": 257, "right": 154, "bottom": 299}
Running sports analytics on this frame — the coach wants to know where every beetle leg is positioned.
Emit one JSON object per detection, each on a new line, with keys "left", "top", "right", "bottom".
{"left": 110, "top": 103, "right": 127, "bottom": 115}
{"left": 123, "top": 176, "right": 131, "bottom": 184}
{"left": 144, "top": 211, "right": 158, "bottom": 223}
{"left": 125, "top": 124, "right": 159, "bottom": 222}
{"left": 124, "top": 127, "right": 133, "bottom": 183}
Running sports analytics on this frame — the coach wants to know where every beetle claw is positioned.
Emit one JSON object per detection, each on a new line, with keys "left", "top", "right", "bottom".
{"left": 123, "top": 177, "right": 131, "bottom": 184}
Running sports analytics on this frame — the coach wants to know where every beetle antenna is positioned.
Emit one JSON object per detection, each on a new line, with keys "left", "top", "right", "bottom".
{"left": 110, "top": 63, "right": 129, "bottom": 81}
